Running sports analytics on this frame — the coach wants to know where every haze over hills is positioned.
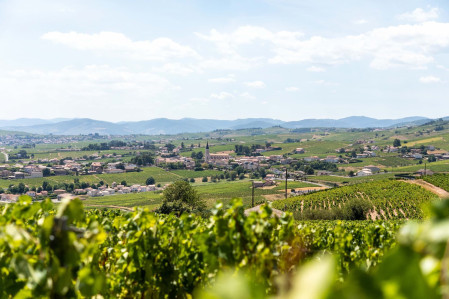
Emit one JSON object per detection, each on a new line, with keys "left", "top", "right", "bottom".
{"left": 0, "top": 116, "right": 438, "bottom": 135}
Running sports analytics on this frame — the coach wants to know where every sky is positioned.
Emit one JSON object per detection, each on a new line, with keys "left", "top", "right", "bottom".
{"left": 1, "top": 0, "right": 449, "bottom": 122}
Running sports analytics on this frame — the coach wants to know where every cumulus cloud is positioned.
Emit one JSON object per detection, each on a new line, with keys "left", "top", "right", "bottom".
{"left": 397, "top": 7, "right": 439, "bottom": 23}
{"left": 152, "top": 63, "right": 196, "bottom": 75}
{"left": 239, "top": 92, "right": 256, "bottom": 99}
{"left": 307, "top": 66, "right": 325, "bottom": 72}
{"left": 198, "top": 22, "right": 449, "bottom": 70}
{"left": 42, "top": 31, "right": 200, "bottom": 61}
{"left": 208, "top": 75, "right": 235, "bottom": 83}
{"left": 196, "top": 26, "right": 304, "bottom": 55}
{"left": 210, "top": 91, "right": 234, "bottom": 99}
{"left": 0, "top": 65, "right": 173, "bottom": 100}
{"left": 245, "top": 81, "right": 265, "bottom": 88}
{"left": 419, "top": 76, "right": 441, "bottom": 83}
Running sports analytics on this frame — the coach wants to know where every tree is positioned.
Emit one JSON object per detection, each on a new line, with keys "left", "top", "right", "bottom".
{"left": 393, "top": 139, "right": 401, "bottom": 147}
{"left": 189, "top": 178, "right": 195, "bottom": 183}
{"left": 304, "top": 166, "right": 314, "bottom": 175}
{"left": 42, "top": 168, "right": 51, "bottom": 177}
{"left": 196, "top": 151, "right": 203, "bottom": 160}
{"left": 146, "top": 177, "right": 156, "bottom": 185}
{"left": 202, "top": 176, "right": 208, "bottom": 182}
{"left": 121, "top": 180, "right": 127, "bottom": 186}
{"left": 155, "top": 181, "right": 206, "bottom": 216}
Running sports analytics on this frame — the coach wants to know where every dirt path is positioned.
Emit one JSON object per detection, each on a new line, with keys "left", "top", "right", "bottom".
{"left": 263, "top": 194, "right": 285, "bottom": 201}
{"left": 402, "top": 179, "right": 449, "bottom": 199}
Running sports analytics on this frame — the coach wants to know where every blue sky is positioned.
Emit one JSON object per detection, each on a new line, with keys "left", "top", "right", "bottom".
{"left": 1, "top": 0, "right": 449, "bottom": 121}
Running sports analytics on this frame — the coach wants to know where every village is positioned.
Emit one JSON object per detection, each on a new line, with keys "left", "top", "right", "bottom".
{"left": 0, "top": 133, "right": 446, "bottom": 203}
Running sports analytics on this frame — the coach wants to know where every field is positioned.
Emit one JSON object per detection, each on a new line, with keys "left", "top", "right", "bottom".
{"left": 386, "top": 160, "right": 449, "bottom": 173}
{"left": 171, "top": 169, "right": 223, "bottom": 178}
{"left": 78, "top": 179, "right": 317, "bottom": 210}
{"left": 194, "top": 179, "right": 316, "bottom": 206}
{"left": 307, "top": 173, "right": 396, "bottom": 185}
{"left": 1, "top": 167, "right": 180, "bottom": 190}
{"left": 83, "top": 192, "right": 163, "bottom": 209}
{"left": 273, "top": 180, "right": 437, "bottom": 220}
{"left": 0, "top": 197, "right": 403, "bottom": 298}
{"left": 423, "top": 173, "right": 449, "bottom": 192}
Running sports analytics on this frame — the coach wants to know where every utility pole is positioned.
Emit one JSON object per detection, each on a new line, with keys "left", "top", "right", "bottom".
{"left": 251, "top": 180, "right": 255, "bottom": 207}
{"left": 285, "top": 168, "right": 288, "bottom": 199}
{"left": 424, "top": 163, "right": 427, "bottom": 177}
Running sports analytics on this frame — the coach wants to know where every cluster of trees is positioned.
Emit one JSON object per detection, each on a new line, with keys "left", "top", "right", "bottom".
{"left": 130, "top": 152, "right": 154, "bottom": 166}
{"left": 292, "top": 160, "right": 338, "bottom": 174}
{"left": 234, "top": 144, "right": 263, "bottom": 156}
{"left": 191, "top": 151, "right": 203, "bottom": 160}
{"left": 81, "top": 140, "right": 156, "bottom": 151}
{"left": 9, "top": 150, "right": 29, "bottom": 159}
{"left": 284, "top": 138, "right": 301, "bottom": 143}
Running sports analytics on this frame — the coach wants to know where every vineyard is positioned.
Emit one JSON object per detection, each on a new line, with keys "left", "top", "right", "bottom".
{"left": 0, "top": 196, "right": 402, "bottom": 298}
{"left": 423, "top": 173, "right": 449, "bottom": 192}
{"left": 272, "top": 180, "right": 437, "bottom": 220}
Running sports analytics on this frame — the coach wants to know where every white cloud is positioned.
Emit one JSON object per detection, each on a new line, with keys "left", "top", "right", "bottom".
{"left": 152, "top": 63, "right": 196, "bottom": 75}
{"left": 196, "top": 26, "right": 304, "bottom": 55}
{"left": 208, "top": 75, "right": 235, "bottom": 83}
{"left": 42, "top": 31, "right": 200, "bottom": 61}
{"left": 189, "top": 97, "right": 210, "bottom": 104}
{"left": 397, "top": 7, "right": 439, "bottom": 23}
{"left": 354, "top": 19, "right": 368, "bottom": 25}
{"left": 285, "top": 86, "right": 299, "bottom": 92}
{"left": 239, "top": 92, "right": 256, "bottom": 99}
{"left": 310, "top": 80, "right": 339, "bottom": 86}
{"left": 419, "top": 76, "right": 441, "bottom": 83}
{"left": 198, "top": 22, "right": 449, "bottom": 70}
{"left": 245, "top": 81, "right": 265, "bottom": 88}
{"left": 210, "top": 91, "right": 234, "bottom": 99}
{"left": 307, "top": 66, "right": 325, "bottom": 72}
{"left": 0, "top": 65, "right": 173, "bottom": 101}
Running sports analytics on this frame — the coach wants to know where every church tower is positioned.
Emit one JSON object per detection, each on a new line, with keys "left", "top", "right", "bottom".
{"left": 205, "top": 141, "right": 210, "bottom": 163}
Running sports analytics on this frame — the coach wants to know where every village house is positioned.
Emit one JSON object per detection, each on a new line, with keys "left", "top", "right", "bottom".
{"left": 324, "top": 156, "right": 339, "bottom": 163}
{"left": 14, "top": 172, "right": 25, "bottom": 179}
{"left": 364, "top": 165, "right": 381, "bottom": 173}
{"left": 356, "top": 168, "right": 373, "bottom": 177}
{"left": 304, "top": 156, "right": 320, "bottom": 162}
{"left": 295, "top": 148, "right": 305, "bottom": 154}
{"left": 268, "top": 155, "right": 283, "bottom": 162}
{"left": 90, "top": 162, "right": 103, "bottom": 173}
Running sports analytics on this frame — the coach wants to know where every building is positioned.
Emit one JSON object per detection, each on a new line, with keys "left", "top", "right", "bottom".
{"left": 356, "top": 168, "right": 373, "bottom": 176}
{"left": 364, "top": 165, "right": 381, "bottom": 173}
{"left": 295, "top": 148, "right": 305, "bottom": 154}
{"left": 205, "top": 141, "right": 230, "bottom": 165}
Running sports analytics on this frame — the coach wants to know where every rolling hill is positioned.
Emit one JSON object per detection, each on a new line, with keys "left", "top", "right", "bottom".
{"left": 0, "top": 116, "right": 436, "bottom": 135}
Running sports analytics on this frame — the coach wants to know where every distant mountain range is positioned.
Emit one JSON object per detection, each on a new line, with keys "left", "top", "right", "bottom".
{"left": 0, "top": 116, "right": 440, "bottom": 135}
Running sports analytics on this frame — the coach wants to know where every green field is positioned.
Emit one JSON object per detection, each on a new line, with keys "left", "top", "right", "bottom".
{"left": 423, "top": 173, "right": 449, "bottom": 192}
{"left": 273, "top": 180, "right": 437, "bottom": 220}
{"left": 83, "top": 192, "right": 163, "bottom": 209}
{"left": 386, "top": 160, "right": 449, "bottom": 173}
{"left": 171, "top": 169, "right": 223, "bottom": 178}
{"left": 1, "top": 167, "right": 180, "bottom": 189}
{"left": 78, "top": 179, "right": 317, "bottom": 210}
{"left": 307, "top": 173, "right": 396, "bottom": 185}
